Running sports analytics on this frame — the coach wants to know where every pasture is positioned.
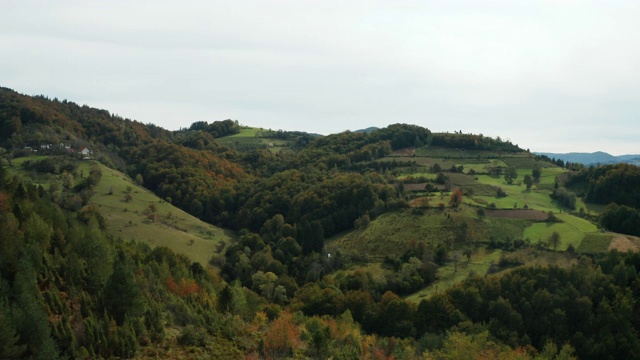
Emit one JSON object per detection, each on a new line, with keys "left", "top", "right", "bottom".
{"left": 81, "top": 161, "right": 235, "bottom": 266}
{"left": 8, "top": 156, "right": 234, "bottom": 266}
{"left": 405, "top": 248, "right": 504, "bottom": 302}
{"left": 216, "top": 127, "right": 296, "bottom": 152}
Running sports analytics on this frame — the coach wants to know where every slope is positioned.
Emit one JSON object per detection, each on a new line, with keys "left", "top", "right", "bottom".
{"left": 10, "top": 156, "right": 234, "bottom": 266}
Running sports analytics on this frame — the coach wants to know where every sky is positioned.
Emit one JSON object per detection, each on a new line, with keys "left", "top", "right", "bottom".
{"left": 1, "top": 0, "right": 639, "bottom": 155}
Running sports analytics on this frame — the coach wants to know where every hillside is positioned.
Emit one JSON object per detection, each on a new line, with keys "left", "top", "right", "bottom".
{"left": 2, "top": 86, "right": 640, "bottom": 358}
{"left": 8, "top": 156, "right": 234, "bottom": 266}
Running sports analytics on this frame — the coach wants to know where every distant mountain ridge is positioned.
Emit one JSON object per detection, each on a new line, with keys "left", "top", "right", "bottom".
{"left": 536, "top": 151, "right": 640, "bottom": 166}
{"left": 354, "top": 126, "right": 380, "bottom": 133}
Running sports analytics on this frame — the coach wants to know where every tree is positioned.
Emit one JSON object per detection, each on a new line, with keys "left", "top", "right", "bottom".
{"left": 549, "top": 231, "right": 561, "bottom": 250}
{"left": 532, "top": 164, "right": 542, "bottom": 182}
{"left": 450, "top": 188, "right": 463, "bottom": 208}
{"left": 504, "top": 167, "right": 518, "bottom": 184}
{"left": 0, "top": 305, "right": 26, "bottom": 359}
{"left": 103, "top": 251, "right": 145, "bottom": 324}
{"left": 524, "top": 174, "right": 533, "bottom": 190}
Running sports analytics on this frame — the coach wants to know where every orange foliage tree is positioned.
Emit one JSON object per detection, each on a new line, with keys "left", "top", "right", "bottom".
{"left": 450, "top": 188, "right": 463, "bottom": 208}
{"left": 166, "top": 277, "right": 200, "bottom": 298}
{"left": 263, "top": 312, "right": 300, "bottom": 358}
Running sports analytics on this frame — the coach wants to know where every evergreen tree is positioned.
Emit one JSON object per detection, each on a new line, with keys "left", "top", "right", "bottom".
{"left": 103, "top": 251, "right": 145, "bottom": 324}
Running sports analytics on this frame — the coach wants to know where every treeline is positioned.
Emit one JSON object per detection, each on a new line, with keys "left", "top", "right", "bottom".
{"left": 0, "top": 87, "right": 173, "bottom": 170}
{"left": 567, "top": 163, "right": 640, "bottom": 209}
{"left": 431, "top": 132, "right": 522, "bottom": 152}
{"left": 185, "top": 119, "right": 241, "bottom": 138}
{"left": 566, "top": 164, "right": 640, "bottom": 235}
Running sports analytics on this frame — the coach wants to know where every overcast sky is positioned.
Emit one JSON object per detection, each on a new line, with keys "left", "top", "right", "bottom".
{"left": 2, "top": 1, "right": 639, "bottom": 155}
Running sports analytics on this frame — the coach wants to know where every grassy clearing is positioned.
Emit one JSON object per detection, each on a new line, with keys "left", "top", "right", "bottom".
{"left": 9, "top": 156, "right": 235, "bottom": 266}
{"left": 537, "top": 167, "right": 567, "bottom": 184}
{"left": 405, "top": 248, "right": 503, "bottom": 302}
{"left": 327, "top": 209, "right": 456, "bottom": 259}
{"left": 578, "top": 234, "right": 613, "bottom": 253}
{"left": 461, "top": 183, "right": 498, "bottom": 196}
{"left": 6, "top": 156, "right": 53, "bottom": 187}
{"left": 216, "top": 127, "right": 295, "bottom": 152}
{"left": 80, "top": 161, "right": 235, "bottom": 266}
{"left": 227, "top": 127, "right": 261, "bottom": 137}
{"left": 486, "top": 218, "right": 528, "bottom": 242}
{"left": 446, "top": 173, "right": 477, "bottom": 186}
{"left": 415, "top": 147, "right": 508, "bottom": 159}
{"left": 522, "top": 214, "right": 597, "bottom": 251}
{"left": 501, "top": 157, "right": 542, "bottom": 168}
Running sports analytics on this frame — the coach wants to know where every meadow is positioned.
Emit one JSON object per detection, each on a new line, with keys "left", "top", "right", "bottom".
{"left": 330, "top": 147, "right": 611, "bottom": 299}
{"left": 9, "top": 156, "right": 234, "bottom": 266}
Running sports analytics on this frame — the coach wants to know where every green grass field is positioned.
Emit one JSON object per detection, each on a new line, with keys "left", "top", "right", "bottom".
{"left": 216, "top": 127, "right": 296, "bottom": 152}
{"left": 405, "top": 248, "right": 503, "bottom": 302}
{"left": 577, "top": 233, "right": 613, "bottom": 253}
{"left": 81, "top": 161, "right": 235, "bottom": 266}
{"left": 522, "top": 214, "right": 597, "bottom": 251}
{"left": 8, "top": 156, "right": 235, "bottom": 266}
{"left": 326, "top": 209, "right": 457, "bottom": 259}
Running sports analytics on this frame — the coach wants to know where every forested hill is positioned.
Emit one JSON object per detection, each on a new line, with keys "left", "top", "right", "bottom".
{"left": 4, "top": 86, "right": 640, "bottom": 358}
{"left": 538, "top": 151, "right": 640, "bottom": 166}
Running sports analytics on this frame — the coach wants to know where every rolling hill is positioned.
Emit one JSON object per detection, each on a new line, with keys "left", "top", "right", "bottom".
{"left": 537, "top": 151, "right": 640, "bottom": 165}
{"left": 3, "top": 86, "right": 640, "bottom": 359}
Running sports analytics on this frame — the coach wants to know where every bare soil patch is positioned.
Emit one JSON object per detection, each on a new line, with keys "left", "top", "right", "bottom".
{"left": 391, "top": 147, "right": 416, "bottom": 156}
{"left": 405, "top": 183, "right": 427, "bottom": 191}
{"left": 609, "top": 235, "right": 640, "bottom": 253}
{"left": 486, "top": 209, "right": 548, "bottom": 220}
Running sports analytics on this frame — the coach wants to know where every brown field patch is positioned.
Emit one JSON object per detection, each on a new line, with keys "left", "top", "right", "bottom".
{"left": 609, "top": 235, "right": 640, "bottom": 252}
{"left": 405, "top": 183, "right": 427, "bottom": 191}
{"left": 485, "top": 209, "right": 548, "bottom": 220}
{"left": 392, "top": 147, "right": 416, "bottom": 156}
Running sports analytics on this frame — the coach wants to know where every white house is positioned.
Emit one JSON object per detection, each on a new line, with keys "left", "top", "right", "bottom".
{"left": 78, "top": 147, "right": 93, "bottom": 158}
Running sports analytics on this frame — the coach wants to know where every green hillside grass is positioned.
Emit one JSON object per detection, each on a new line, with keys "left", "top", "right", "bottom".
{"left": 81, "top": 161, "right": 234, "bottom": 266}
{"left": 522, "top": 214, "right": 598, "bottom": 250}
{"left": 216, "top": 127, "right": 296, "bottom": 152}
{"left": 405, "top": 248, "right": 503, "bottom": 302}
{"left": 328, "top": 146, "right": 607, "bottom": 303}
{"left": 9, "top": 156, "right": 234, "bottom": 266}
{"left": 577, "top": 233, "right": 613, "bottom": 253}
{"left": 326, "top": 209, "right": 456, "bottom": 260}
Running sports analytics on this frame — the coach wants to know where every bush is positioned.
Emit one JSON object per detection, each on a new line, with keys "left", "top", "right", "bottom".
{"left": 178, "top": 325, "right": 207, "bottom": 347}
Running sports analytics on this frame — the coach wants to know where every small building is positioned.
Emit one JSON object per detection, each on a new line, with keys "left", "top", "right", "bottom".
{"left": 78, "top": 147, "right": 93, "bottom": 159}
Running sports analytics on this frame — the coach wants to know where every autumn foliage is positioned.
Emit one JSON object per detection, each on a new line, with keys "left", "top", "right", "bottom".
{"left": 450, "top": 188, "right": 464, "bottom": 208}
{"left": 263, "top": 312, "right": 300, "bottom": 358}
{"left": 166, "top": 277, "right": 201, "bottom": 298}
